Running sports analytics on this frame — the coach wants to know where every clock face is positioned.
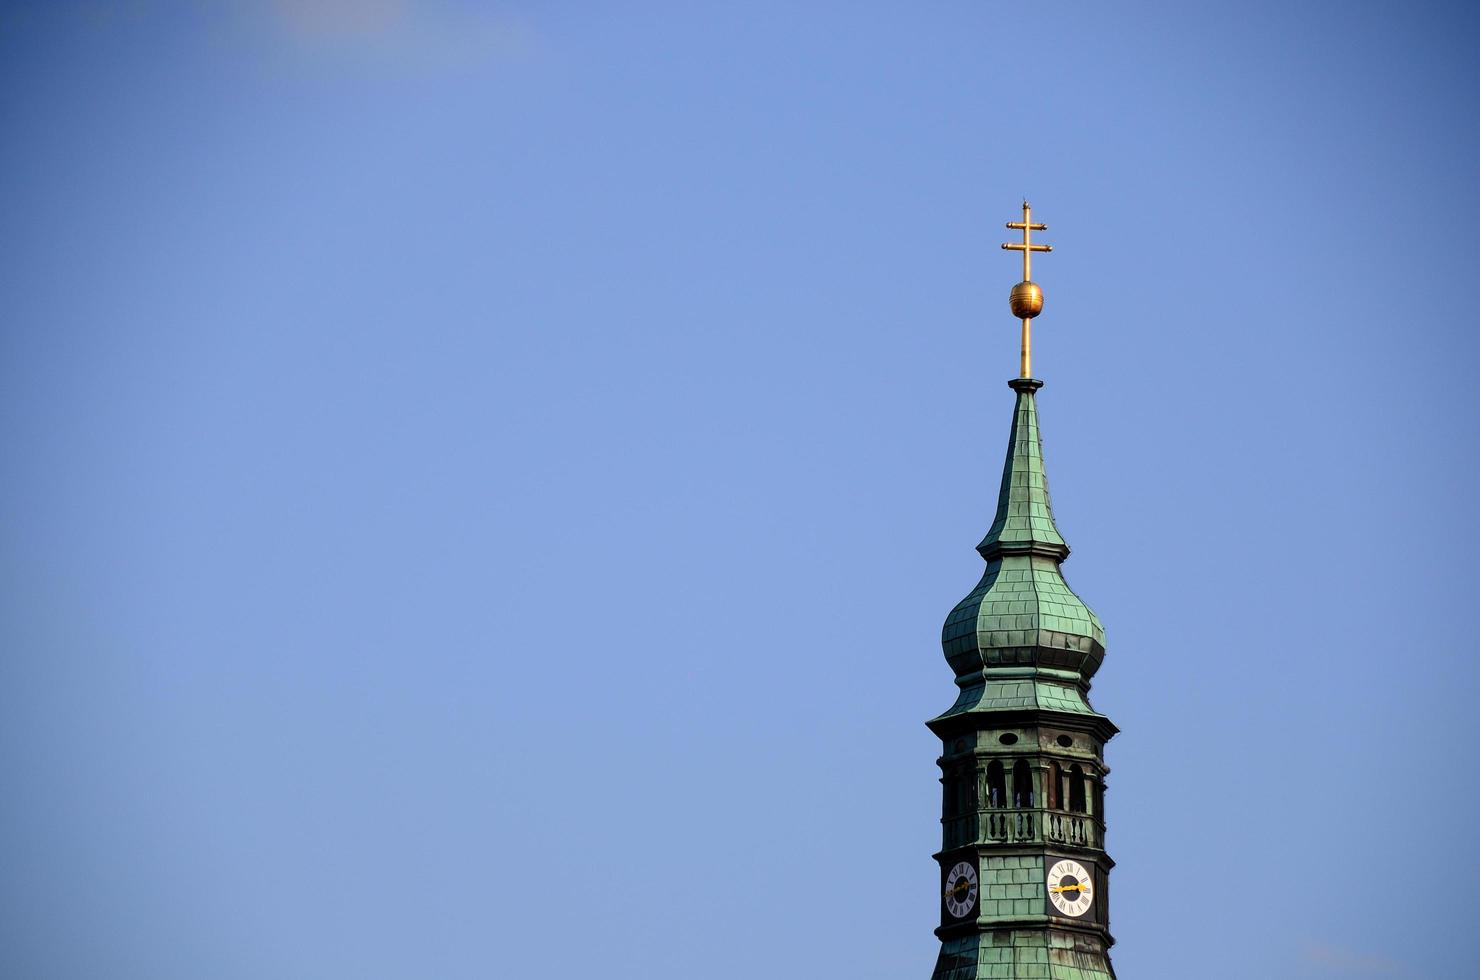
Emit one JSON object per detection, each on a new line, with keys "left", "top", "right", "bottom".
{"left": 943, "top": 861, "right": 978, "bottom": 919}
{"left": 1045, "top": 859, "right": 1094, "bottom": 918}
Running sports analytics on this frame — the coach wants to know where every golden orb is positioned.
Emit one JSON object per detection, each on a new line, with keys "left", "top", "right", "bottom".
{"left": 1009, "top": 280, "right": 1044, "bottom": 319}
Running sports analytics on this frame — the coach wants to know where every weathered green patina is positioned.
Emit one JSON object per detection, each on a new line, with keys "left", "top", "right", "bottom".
{"left": 925, "top": 378, "right": 1119, "bottom": 980}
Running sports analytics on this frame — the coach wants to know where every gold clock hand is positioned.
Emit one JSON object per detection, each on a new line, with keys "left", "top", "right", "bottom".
{"left": 1049, "top": 884, "right": 1092, "bottom": 894}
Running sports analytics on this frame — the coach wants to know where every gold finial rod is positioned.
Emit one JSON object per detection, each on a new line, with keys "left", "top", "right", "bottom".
{"left": 1001, "top": 200, "right": 1053, "bottom": 378}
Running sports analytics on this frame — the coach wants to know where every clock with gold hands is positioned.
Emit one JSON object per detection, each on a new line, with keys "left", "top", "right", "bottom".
{"left": 1045, "top": 859, "right": 1094, "bottom": 918}
{"left": 942, "top": 861, "right": 978, "bottom": 919}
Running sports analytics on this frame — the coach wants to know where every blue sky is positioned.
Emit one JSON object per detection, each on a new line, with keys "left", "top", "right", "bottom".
{"left": 2, "top": 2, "right": 1477, "bottom": 978}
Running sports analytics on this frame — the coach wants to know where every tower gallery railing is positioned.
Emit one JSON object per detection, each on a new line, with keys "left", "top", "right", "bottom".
{"left": 944, "top": 808, "right": 1100, "bottom": 850}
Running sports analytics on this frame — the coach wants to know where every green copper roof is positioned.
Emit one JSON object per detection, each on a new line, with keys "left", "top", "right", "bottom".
{"left": 977, "top": 378, "right": 1067, "bottom": 561}
{"left": 938, "top": 666, "right": 1102, "bottom": 718}
{"left": 935, "top": 379, "right": 1106, "bottom": 723}
{"left": 932, "top": 930, "right": 1116, "bottom": 980}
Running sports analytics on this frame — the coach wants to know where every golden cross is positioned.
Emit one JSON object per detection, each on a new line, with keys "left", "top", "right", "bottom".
{"left": 1000, "top": 200, "right": 1053, "bottom": 378}
{"left": 1002, "top": 200, "right": 1052, "bottom": 280}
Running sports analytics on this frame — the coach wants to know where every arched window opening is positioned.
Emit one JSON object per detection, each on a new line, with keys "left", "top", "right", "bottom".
{"left": 949, "top": 768, "right": 979, "bottom": 816}
{"left": 1049, "top": 762, "right": 1062, "bottom": 810}
{"left": 1012, "top": 759, "right": 1033, "bottom": 808}
{"left": 986, "top": 760, "right": 1007, "bottom": 809}
{"left": 1069, "top": 764, "right": 1087, "bottom": 813}
{"left": 1092, "top": 777, "right": 1104, "bottom": 818}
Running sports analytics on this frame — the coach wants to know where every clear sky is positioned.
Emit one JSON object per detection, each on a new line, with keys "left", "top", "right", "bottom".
{"left": 2, "top": 2, "right": 1477, "bottom": 978}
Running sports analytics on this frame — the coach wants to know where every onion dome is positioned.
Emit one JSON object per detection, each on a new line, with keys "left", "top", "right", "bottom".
{"left": 933, "top": 378, "right": 1108, "bottom": 725}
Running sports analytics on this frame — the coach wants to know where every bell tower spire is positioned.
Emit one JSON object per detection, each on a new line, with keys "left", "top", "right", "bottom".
{"left": 924, "top": 204, "right": 1119, "bottom": 980}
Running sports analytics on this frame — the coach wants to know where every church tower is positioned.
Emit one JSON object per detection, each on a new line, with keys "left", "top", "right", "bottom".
{"left": 927, "top": 204, "right": 1118, "bottom": 979}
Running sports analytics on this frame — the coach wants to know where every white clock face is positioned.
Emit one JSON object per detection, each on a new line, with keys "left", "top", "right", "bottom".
{"left": 1046, "top": 859, "right": 1094, "bottom": 918}
{"left": 943, "top": 861, "right": 978, "bottom": 918}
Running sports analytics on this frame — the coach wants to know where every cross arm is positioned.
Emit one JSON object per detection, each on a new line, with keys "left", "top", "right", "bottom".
{"left": 1002, "top": 243, "right": 1053, "bottom": 252}
{"left": 1005, "top": 221, "right": 1048, "bottom": 231}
